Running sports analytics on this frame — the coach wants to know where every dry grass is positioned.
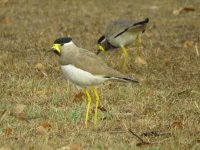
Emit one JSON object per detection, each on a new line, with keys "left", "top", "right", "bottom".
{"left": 0, "top": 0, "right": 200, "bottom": 149}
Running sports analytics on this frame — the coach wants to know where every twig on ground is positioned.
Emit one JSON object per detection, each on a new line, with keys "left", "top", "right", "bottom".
{"left": 0, "top": 110, "right": 9, "bottom": 124}
{"left": 117, "top": 115, "right": 172, "bottom": 146}
{"left": 141, "top": 131, "right": 171, "bottom": 137}
{"left": 136, "top": 137, "right": 172, "bottom": 146}
{"left": 195, "top": 43, "right": 199, "bottom": 57}
{"left": 129, "top": 129, "right": 150, "bottom": 145}
{"left": 119, "top": 117, "right": 150, "bottom": 145}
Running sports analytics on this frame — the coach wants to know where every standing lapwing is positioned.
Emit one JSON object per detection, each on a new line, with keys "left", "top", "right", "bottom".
{"left": 97, "top": 18, "right": 149, "bottom": 71}
{"left": 50, "top": 37, "right": 139, "bottom": 128}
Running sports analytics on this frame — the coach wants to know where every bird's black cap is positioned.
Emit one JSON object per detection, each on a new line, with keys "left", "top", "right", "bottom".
{"left": 54, "top": 37, "right": 72, "bottom": 44}
{"left": 97, "top": 35, "right": 105, "bottom": 44}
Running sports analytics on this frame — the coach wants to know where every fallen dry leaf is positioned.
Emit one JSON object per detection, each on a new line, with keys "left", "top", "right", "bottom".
{"left": 0, "top": 16, "right": 12, "bottom": 25}
{"left": 35, "top": 63, "right": 47, "bottom": 76}
{"left": 173, "top": 7, "right": 195, "bottom": 15}
{"left": 35, "top": 63, "right": 45, "bottom": 71}
{"left": 42, "top": 121, "right": 51, "bottom": 129}
{"left": 74, "top": 92, "right": 85, "bottom": 102}
{"left": 13, "top": 104, "right": 26, "bottom": 115}
{"left": 36, "top": 122, "right": 51, "bottom": 135}
{"left": 171, "top": 121, "right": 183, "bottom": 129}
{"left": 36, "top": 126, "right": 48, "bottom": 135}
{"left": 184, "top": 40, "right": 193, "bottom": 48}
{"left": 3, "top": 127, "right": 13, "bottom": 135}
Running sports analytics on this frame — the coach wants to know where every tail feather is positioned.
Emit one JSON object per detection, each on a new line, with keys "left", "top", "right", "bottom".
{"left": 118, "top": 77, "right": 139, "bottom": 83}
{"left": 104, "top": 76, "right": 139, "bottom": 83}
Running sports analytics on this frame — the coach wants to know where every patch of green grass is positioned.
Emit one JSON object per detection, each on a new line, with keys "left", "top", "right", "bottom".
{"left": 68, "top": 101, "right": 86, "bottom": 122}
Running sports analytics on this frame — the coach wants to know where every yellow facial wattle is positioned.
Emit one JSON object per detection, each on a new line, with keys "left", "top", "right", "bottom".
{"left": 98, "top": 44, "right": 105, "bottom": 52}
{"left": 52, "top": 44, "right": 61, "bottom": 54}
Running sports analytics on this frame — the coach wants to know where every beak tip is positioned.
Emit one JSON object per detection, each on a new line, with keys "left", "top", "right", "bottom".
{"left": 49, "top": 47, "right": 54, "bottom": 51}
{"left": 96, "top": 50, "right": 101, "bottom": 55}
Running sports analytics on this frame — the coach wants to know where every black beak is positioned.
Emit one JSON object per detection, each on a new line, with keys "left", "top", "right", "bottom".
{"left": 96, "top": 49, "right": 101, "bottom": 55}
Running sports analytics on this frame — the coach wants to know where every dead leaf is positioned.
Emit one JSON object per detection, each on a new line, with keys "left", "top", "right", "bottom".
{"left": 74, "top": 92, "right": 85, "bottom": 102}
{"left": 184, "top": 40, "right": 193, "bottom": 48}
{"left": 3, "top": 127, "right": 12, "bottom": 135}
{"left": 42, "top": 121, "right": 51, "bottom": 129}
{"left": 0, "top": 16, "right": 12, "bottom": 25}
{"left": 171, "top": 121, "right": 183, "bottom": 129}
{"left": 36, "top": 122, "right": 51, "bottom": 135}
{"left": 36, "top": 126, "right": 48, "bottom": 135}
{"left": 35, "top": 63, "right": 47, "bottom": 76}
{"left": 13, "top": 104, "right": 26, "bottom": 115}
{"left": 35, "top": 63, "right": 45, "bottom": 71}
{"left": 173, "top": 7, "right": 195, "bottom": 15}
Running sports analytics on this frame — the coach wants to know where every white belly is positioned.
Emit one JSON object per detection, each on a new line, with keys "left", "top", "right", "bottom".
{"left": 61, "top": 65, "right": 108, "bottom": 87}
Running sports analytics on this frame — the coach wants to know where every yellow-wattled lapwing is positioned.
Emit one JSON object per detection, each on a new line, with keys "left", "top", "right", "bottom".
{"left": 50, "top": 37, "right": 139, "bottom": 128}
{"left": 97, "top": 18, "right": 149, "bottom": 71}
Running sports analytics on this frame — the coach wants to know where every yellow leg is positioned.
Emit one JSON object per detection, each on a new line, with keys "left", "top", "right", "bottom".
{"left": 84, "top": 89, "right": 91, "bottom": 128}
{"left": 121, "top": 46, "right": 128, "bottom": 72}
{"left": 135, "top": 34, "right": 147, "bottom": 65}
{"left": 136, "top": 34, "right": 142, "bottom": 58}
{"left": 93, "top": 87, "right": 99, "bottom": 127}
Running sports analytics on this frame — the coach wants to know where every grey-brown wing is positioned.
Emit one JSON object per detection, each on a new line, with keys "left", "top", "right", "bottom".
{"left": 105, "top": 19, "right": 148, "bottom": 40}
{"left": 61, "top": 48, "right": 123, "bottom": 78}
{"left": 104, "top": 19, "right": 134, "bottom": 39}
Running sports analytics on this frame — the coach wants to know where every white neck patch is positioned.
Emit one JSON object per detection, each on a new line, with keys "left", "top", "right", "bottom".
{"left": 63, "top": 41, "right": 73, "bottom": 46}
